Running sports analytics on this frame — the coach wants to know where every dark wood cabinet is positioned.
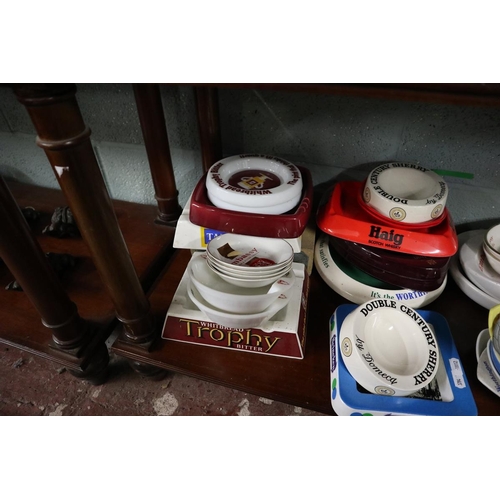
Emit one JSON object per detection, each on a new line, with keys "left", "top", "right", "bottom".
{"left": 1, "top": 83, "right": 499, "bottom": 414}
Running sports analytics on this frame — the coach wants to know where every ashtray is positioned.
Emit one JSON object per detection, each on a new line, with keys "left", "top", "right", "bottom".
{"left": 317, "top": 181, "right": 458, "bottom": 257}
{"left": 190, "top": 165, "right": 313, "bottom": 239}
{"left": 329, "top": 304, "right": 478, "bottom": 416}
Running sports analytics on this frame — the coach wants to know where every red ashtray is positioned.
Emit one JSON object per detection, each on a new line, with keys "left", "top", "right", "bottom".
{"left": 316, "top": 181, "right": 458, "bottom": 257}
{"left": 189, "top": 165, "right": 313, "bottom": 239}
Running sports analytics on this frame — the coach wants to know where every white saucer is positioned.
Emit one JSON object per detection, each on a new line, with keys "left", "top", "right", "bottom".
{"left": 459, "top": 231, "right": 500, "bottom": 301}
{"left": 450, "top": 230, "right": 499, "bottom": 309}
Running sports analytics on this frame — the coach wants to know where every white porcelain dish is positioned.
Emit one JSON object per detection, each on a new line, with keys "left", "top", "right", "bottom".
{"left": 459, "top": 231, "right": 500, "bottom": 300}
{"left": 483, "top": 239, "right": 500, "bottom": 275}
{"left": 314, "top": 233, "right": 447, "bottom": 308}
{"left": 187, "top": 283, "right": 291, "bottom": 329}
{"left": 206, "top": 259, "right": 291, "bottom": 288}
{"left": 206, "top": 248, "right": 293, "bottom": 273}
{"left": 206, "top": 247, "right": 293, "bottom": 274}
{"left": 485, "top": 223, "right": 500, "bottom": 253}
{"left": 362, "top": 162, "right": 448, "bottom": 223}
{"left": 205, "top": 154, "right": 303, "bottom": 208}
{"left": 206, "top": 258, "right": 292, "bottom": 279}
{"left": 206, "top": 189, "right": 302, "bottom": 215}
{"left": 339, "top": 299, "right": 440, "bottom": 396}
{"left": 207, "top": 233, "right": 294, "bottom": 271}
{"left": 483, "top": 223, "right": 500, "bottom": 274}
{"left": 188, "top": 253, "right": 295, "bottom": 314}
{"left": 450, "top": 230, "right": 499, "bottom": 309}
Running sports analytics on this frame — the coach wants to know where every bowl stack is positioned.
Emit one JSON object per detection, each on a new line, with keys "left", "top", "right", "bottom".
{"left": 186, "top": 233, "right": 296, "bottom": 328}
{"left": 315, "top": 162, "right": 458, "bottom": 306}
{"left": 453, "top": 226, "right": 500, "bottom": 310}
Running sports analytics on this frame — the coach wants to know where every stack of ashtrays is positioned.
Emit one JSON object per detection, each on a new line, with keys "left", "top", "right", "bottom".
{"left": 315, "top": 162, "right": 458, "bottom": 306}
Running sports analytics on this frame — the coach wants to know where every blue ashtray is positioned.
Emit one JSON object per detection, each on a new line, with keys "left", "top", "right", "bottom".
{"left": 329, "top": 304, "right": 478, "bottom": 416}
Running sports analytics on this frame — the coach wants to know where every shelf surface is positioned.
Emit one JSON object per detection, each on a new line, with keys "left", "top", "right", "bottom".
{"left": 181, "top": 83, "right": 500, "bottom": 107}
{"left": 111, "top": 247, "right": 500, "bottom": 415}
{"left": 0, "top": 181, "right": 175, "bottom": 369}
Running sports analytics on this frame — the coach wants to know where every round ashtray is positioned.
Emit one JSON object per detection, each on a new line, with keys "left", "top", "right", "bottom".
{"left": 205, "top": 154, "right": 303, "bottom": 210}
{"left": 362, "top": 163, "right": 448, "bottom": 224}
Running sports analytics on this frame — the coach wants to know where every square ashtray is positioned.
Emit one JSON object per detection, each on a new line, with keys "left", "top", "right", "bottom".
{"left": 317, "top": 181, "right": 458, "bottom": 257}
{"left": 329, "top": 304, "right": 478, "bottom": 416}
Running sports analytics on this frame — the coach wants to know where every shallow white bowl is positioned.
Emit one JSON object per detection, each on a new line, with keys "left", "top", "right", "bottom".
{"left": 205, "top": 154, "right": 303, "bottom": 208}
{"left": 207, "top": 189, "right": 302, "bottom": 215}
{"left": 187, "top": 283, "right": 291, "bottom": 329}
{"left": 207, "top": 233, "right": 294, "bottom": 272}
{"left": 206, "top": 258, "right": 292, "bottom": 279}
{"left": 483, "top": 240, "right": 500, "bottom": 275}
{"left": 188, "top": 253, "right": 295, "bottom": 314}
{"left": 314, "top": 232, "right": 447, "bottom": 308}
{"left": 206, "top": 259, "right": 291, "bottom": 288}
{"left": 206, "top": 248, "right": 293, "bottom": 274}
{"left": 339, "top": 299, "right": 440, "bottom": 396}
{"left": 459, "top": 231, "right": 500, "bottom": 300}
{"left": 362, "top": 162, "right": 448, "bottom": 223}
{"left": 485, "top": 223, "right": 500, "bottom": 254}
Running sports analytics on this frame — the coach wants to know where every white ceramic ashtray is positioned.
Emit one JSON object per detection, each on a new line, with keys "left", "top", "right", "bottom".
{"left": 187, "top": 283, "right": 291, "bottom": 329}
{"left": 450, "top": 231, "right": 499, "bottom": 310}
{"left": 483, "top": 223, "right": 500, "bottom": 274}
{"left": 206, "top": 189, "right": 302, "bottom": 215}
{"left": 205, "top": 154, "right": 303, "bottom": 211}
{"left": 330, "top": 305, "right": 478, "bottom": 415}
{"left": 188, "top": 253, "right": 295, "bottom": 314}
{"left": 314, "top": 233, "right": 447, "bottom": 308}
{"left": 207, "top": 233, "right": 294, "bottom": 270}
{"left": 339, "top": 299, "right": 440, "bottom": 397}
{"left": 362, "top": 162, "right": 448, "bottom": 223}
{"left": 459, "top": 231, "right": 500, "bottom": 301}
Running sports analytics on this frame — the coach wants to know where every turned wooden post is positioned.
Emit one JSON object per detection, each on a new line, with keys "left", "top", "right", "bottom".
{"left": 0, "top": 176, "right": 109, "bottom": 382}
{"left": 194, "top": 86, "right": 223, "bottom": 172}
{"left": 133, "top": 83, "right": 182, "bottom": 225}
{"left": 13, "top": 84, "right": 157, "bottom": 346}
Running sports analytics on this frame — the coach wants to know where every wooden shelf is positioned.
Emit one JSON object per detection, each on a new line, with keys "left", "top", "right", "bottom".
{"left": 183, "top": 83, "right": 500, "bottom": 107}
{"left": 111, "top": 245, "right": 500, "bottom": 415}
{"left": 0, "top": 181, "right": 176, "bottom": 369}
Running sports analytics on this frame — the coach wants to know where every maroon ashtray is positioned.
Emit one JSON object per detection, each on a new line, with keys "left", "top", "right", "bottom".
{"left": 329, "top": 235, "right": 450, "bottom": 291}
{"left": 189, "top": 165, "right": 313, "bottom": 239}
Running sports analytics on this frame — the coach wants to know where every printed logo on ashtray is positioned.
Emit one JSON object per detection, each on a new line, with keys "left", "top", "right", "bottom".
{"left": 341, "top": 337, "right": 352, "bottom": 357}
{"left": 389, "top": 207, "right": 406, "bottom": 221}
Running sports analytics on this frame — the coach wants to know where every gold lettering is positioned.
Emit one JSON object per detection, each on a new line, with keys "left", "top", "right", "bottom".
{"left": 246, "top": 329, "right": 262, "bottom": 347}
{"left": 264, "top": 336, "right": 280, "bottom": 352}
{"left": 228, "top": 330, "right": 244, "bottom": 347}
{"left": 210, "top": 328, "right": 224, "bottom": 341}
